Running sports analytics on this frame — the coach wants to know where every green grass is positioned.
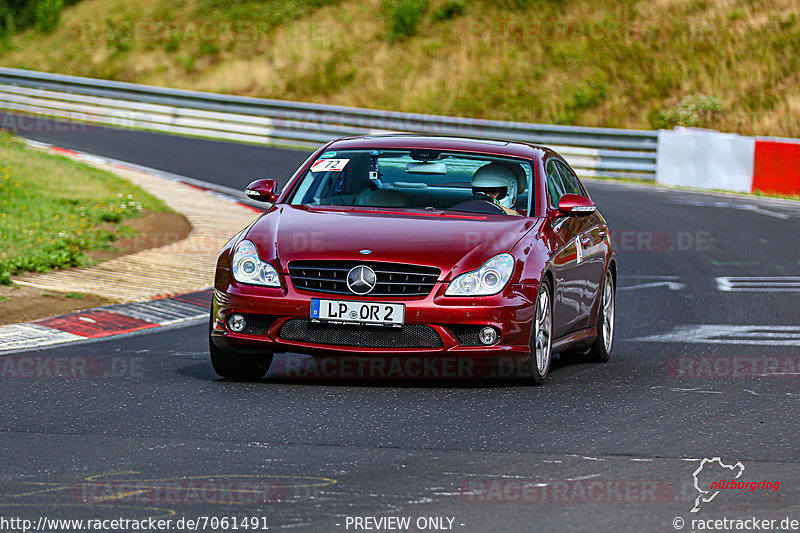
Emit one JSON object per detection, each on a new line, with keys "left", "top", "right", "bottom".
{"left": 195, "top": 0, "right": 341, "bottom": 27}
{"left": 0, "top": 134, "right": 171, "bottom": 284}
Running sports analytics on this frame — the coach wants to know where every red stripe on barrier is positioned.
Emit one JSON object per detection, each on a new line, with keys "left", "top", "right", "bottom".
{"left": 35, "top": 311, "right": 158, "bottom": 338}
{"left": 752, "top": 140, "right": 800, "bottom": 196}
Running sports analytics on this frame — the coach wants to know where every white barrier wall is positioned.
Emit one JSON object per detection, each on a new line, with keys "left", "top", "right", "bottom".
{"left": 656, "top": 128, "right": 755, "bottom": 192}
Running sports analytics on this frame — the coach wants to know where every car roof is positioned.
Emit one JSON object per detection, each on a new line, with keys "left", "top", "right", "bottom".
{"left": 325, "top": 134, "right": 546, "bottom": 160}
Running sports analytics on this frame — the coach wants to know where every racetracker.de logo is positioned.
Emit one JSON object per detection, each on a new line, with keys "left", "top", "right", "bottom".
{"left": 457, "top": 479, "right": 674, "bottom": 503}
{"left": 0, "top": 355, "right": 143, "bottom": 379}
{"left": 270, "top": 355, "right": 489, "bottom": 380}
{"left": 667, "top": 355, "right": 800, "bottom": 378}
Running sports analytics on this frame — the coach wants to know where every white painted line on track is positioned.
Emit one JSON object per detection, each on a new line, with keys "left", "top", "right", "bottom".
{"left": 619, "top": 275, "right": 681, "bottom": 279}
{"left": 618, "top": 275, "right": 684, "bottom": 291}
{"left": 619, "top": 281, "right": 685, "bottom": 291}
{"left": 716, "top": 277, "right": 800, "bottom": 292}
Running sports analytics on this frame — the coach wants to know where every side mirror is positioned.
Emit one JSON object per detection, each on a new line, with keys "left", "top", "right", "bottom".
{"left": 245, "top": 179, "right": 279, "bottom": 203}
{"left": 557, "top": 194, "right": 596, "bottom": 217}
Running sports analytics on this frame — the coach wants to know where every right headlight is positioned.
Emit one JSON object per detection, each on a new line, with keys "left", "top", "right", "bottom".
{"left": 445, "top": 253, "right": 515, "bottom": 296}
{"left": 231, "top": 240, "right": 280, "bottom": 287}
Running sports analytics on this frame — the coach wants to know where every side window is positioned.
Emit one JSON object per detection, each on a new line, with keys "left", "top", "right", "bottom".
{"left": 545, "top": 159, "right": 566, "bottom": 206}
{"left": 554, "top": 160, "right": 586, "bottom": 196}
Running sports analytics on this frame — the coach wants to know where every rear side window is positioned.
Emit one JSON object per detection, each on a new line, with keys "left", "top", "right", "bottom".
{"left": 554, "top": 160, "right": 586, "bottom": 196}
{"left": 545, "top": 159, "right": 566, "bottom": 206}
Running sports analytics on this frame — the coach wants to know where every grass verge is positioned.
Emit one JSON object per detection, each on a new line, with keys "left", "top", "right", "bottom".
{"left": 0, "top": 133, "right": 172, "bottom": 284}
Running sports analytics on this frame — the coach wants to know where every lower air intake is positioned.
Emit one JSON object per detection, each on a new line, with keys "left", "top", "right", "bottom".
{"left": 278, "top": 320, "right": 442, "bottom": 348}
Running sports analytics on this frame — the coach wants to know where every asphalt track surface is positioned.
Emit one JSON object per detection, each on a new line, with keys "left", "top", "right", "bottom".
{"left": 2, "top": 112, "right": 799, "bottom": 532}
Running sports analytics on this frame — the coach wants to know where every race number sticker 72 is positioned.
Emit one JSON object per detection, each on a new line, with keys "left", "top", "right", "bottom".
{"left": 310, "top": 159, "right": 350, "bottom": 172}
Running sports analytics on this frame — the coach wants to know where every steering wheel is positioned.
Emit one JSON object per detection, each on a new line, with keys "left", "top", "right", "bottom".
{"left": 448, "top": 193, "right": 506, "bottom": 214}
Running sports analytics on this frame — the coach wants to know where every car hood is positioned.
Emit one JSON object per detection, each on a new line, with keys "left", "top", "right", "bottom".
{"left": 245, "top": 205, "right": 540, "bottom": 280}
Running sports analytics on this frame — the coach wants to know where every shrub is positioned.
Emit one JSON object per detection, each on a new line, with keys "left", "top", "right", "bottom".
{"left": 652, "top": 94, "right": 723, "bottom": 129}
{"left": 0, "top": 0, "right": 74, "bottom": 35}
{"left": 382, "top": 0, "right": 429, "bottom": 42}
{"left": 556, "top": 78, "right": 608, "bottom": 125}
{"left": 35, "top": 0, "right": 63, "bottom": 33}
{"left": 433, "top": 0, "right": 466, "bottom": 21}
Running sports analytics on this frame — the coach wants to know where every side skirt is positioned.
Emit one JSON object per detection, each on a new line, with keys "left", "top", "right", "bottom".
{"left": 552, "top": 327, "right": 597, "bottom": 353}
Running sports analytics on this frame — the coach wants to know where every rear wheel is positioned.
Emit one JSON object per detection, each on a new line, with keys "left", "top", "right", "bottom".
{"left": 526, "top": 278, "right": 553, "bottom": 385}
{"left": 209, "top": 318, "right": 273, "bottom": 380}
{"left": 587, "top": 269, "right": 615, "bottom": 363}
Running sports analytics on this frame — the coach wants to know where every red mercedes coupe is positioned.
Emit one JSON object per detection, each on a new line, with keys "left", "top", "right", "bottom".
{"left": 210, "top": 135, "right": 616, "bottom": 384}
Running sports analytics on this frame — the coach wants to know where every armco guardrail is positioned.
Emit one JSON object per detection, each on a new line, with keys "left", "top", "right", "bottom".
{"left": 0, "top": 68, "right": 657, "bottom": 179}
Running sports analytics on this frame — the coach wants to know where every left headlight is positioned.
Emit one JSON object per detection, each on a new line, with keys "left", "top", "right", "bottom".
{"left": 231, "top": 240, "right": 280, "bottom": 287}
{"left": 445, "top": 253, "right": 515, "bottom": 296}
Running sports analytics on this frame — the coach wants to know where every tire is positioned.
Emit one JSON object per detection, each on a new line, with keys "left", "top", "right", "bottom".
{"left": 209, "top": 318, "right": 273, "bottom": 380}
{"left": 526, "top": 278, "right": 553, "bottom": 385}
{"left": 586, "top": 268, "right": 615, "bottom": 363}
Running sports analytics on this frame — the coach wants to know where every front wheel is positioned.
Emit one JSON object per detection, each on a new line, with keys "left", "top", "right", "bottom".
{"left": 209, "top": 317, "right": 273, "bottom": 380}
{"left": 587, "top": 269, "right": 615, "bottom": 363}
{"left": 210, "top": 342, "right": 273, "bottom": 380}
{"left": 526, "top": 278, "right": 553, "bottom": 385}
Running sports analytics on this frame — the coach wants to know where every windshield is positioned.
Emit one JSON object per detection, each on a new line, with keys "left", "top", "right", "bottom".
{"left": 287, "top": 149, "right": 534, "bottom": 215}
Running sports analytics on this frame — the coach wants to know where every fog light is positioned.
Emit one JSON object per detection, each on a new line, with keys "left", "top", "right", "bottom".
{"left": 228, "top": 314, "right": 246, "bottom": 333}
{"left": 479, "top": 327, "right": 498, "bottom": 345}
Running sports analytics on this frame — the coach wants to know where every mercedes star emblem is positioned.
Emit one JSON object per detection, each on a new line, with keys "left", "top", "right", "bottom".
{"left": 346, "top": 265, "right": 377, "bottom": 295}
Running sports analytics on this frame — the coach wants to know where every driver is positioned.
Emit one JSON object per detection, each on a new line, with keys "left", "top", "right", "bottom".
{"left": 471, "top": 162, "right": 522, "bottom": 216}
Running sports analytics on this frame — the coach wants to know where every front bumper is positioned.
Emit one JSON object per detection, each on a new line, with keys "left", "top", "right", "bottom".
{"left": 210, "top": 277, "right": 537, "bottom": 363}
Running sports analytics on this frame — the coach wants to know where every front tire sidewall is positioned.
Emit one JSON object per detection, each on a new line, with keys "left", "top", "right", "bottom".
{"left": 527, "top": 279, "right": 553, "bottom": 385}
{"left": 210, "top": 342, "right": 273, "bottom": 381}
{"left": 209, "top": 316, "right": 273, "bottom": 380}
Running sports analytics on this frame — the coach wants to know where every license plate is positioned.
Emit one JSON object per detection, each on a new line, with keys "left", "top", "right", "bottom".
{"left": 310, "top": 299, "right": 405, "bottom": 326}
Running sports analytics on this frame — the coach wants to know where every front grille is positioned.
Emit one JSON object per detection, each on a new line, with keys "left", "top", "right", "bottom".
{"left": 448, "top": 325, "right": 485, "bottom": 346}
{"left": 278, "top": 319, "right": 442, "bottom": 348}
{"left": 288, "top": 261, "right": 440, "bottom": 297}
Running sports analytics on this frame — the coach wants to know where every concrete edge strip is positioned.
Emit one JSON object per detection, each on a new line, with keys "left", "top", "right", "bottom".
{"left": 0, "top": 290, "right": 212, "bottom": 354}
